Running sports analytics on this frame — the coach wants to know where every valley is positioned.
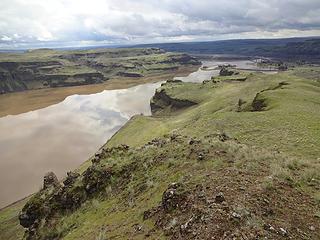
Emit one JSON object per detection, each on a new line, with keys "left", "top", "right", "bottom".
{"left": 0, "top": 55, "right": 319, "bottom": 239}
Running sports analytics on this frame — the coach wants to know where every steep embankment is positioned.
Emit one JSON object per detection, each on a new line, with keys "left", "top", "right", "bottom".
{"left": 150, "top": 85, "right": 197, "bottom": 115}
{"left": 0, "top": 48, "right": 200, "bottom": 94}
{"left": 1, "top": 67, "right": 320, "bottom": 239}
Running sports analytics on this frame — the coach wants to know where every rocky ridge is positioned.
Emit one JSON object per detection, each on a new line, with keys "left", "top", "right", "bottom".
{"left": 0, "top": 48, "right": 200, "bottom": 94}
{"left": 18, "top": 131, "right": 320, "bottom": 239}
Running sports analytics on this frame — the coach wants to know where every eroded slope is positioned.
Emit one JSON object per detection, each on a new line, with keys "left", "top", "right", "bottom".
{"left": 1, "top": 67, "right": 320, "bottom": 239}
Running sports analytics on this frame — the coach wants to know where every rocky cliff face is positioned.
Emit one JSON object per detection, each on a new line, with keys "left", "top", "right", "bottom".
{"left": 0, "top": 48, "right": 201, "bottom": 94}
{"left": 150, "top": 85, "right": 197, "bottom": 114}
{"left": 0, "top": 61, "right": 105, "bottom": 93}
{"left": 19, "top": 145, "right": 129, "bottom": 239}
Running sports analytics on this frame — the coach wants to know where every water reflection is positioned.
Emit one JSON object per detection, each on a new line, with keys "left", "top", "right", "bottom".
{"left": 0, "top": 82, "right": 161, "bottom": 208}
{"left": 0, "top": 58, "right": 277, "bottom": 207}
{"left": 174, "top": 59, "right": 277, "bottom": 83}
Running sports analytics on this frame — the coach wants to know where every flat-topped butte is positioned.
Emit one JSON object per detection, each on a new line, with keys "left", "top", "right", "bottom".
{"left": 0, "top": 48, "right": 200, "bottom": 94}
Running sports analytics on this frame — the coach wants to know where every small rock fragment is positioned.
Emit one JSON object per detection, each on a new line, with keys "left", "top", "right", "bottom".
{"left": 188, "top": 137, "right": 200, "bottom": 145}
{"left": 309, "top": 226, "right": 315, "bottom": 231}
{"left": 197, "top": 152, "right": 205, "bottom": 161}
{"left": 215, "top": 192, "right": 225, "bottom": 203}
{"left": 231, "top": 212, "right": 241, "bottom": 220}
{"left": 263, "top": 224, "right": 276, "bottom": 232}
{"left": 162, "top": 182, "right": 187, "bottom": 212}
{"left": 63, "top": 171, "right": 80, "bottom": 186}
{"left": 279, "top": 227, "right": 287, "bottom": 236}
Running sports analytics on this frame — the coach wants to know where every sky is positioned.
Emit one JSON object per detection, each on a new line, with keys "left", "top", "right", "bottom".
{"left": 0, "top": 0, "right": 320, "bottom": 49}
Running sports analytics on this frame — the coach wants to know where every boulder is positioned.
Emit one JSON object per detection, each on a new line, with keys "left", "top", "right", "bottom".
{"left": 63, "top": 171, "right": 80, "bottom": 187}
{"left": 162, "top": 183, "right": 188, "bottom": 212}
{"left": 43, "top": 172, "right": 60, "bottom": 189}
{"left": 215, "top": 192, "right": 225, "bottom": 203}
{"left": 19, "top": 192, "right": 46, "bottom": 229}
{"left": 92, "top": 150, "right": 103, "bottom": 165}
{"left": 218, "top": 132, "right": 231, "bottom": 142}
{"left": 83, "top": 164, "right": 112, "bottom": 194}
{"left": 188, "top": 137, "right": 201, "bottom": 145}
{"left": 219, "top": 67, "right": 235, "bottom": 76}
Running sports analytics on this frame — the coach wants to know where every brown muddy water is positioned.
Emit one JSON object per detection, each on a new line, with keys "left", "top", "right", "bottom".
{"left": 0, "top": 59, "right": 274, "bottom": 208}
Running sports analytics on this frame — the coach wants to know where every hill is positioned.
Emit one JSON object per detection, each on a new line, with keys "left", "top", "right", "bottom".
{"left": 1, "top": 64, "right": 319, "bottom": 239}
{"left": 134, "top": 37, "right": 320, "bottom": 62}
{"left": 0, "top": 48, "right": 199, "bottom": 94}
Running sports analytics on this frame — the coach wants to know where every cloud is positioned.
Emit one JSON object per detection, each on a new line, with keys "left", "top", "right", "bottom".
{"left": 0, "top": 0, "right": 320, "bottom": 48}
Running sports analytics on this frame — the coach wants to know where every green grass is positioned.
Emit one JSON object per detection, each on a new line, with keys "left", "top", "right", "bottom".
{"left": 150, "top": 69, "right": 320, "bottom": 159}
{"left": 36, "top": 136, "right": 271, "bottom": 239}
{"left": 0, "top": 198, "right": 29, "bottom": 240}
{"left": 105, "top": 66, "right": 320, "bottom": 196}
{"left": 1, "top": 66, "right": 320, "bottom": 239}
{"left": 0, "top": 48, "right": 198, "bottom": 93}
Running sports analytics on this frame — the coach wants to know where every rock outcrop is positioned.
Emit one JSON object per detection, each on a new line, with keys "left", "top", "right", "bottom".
{"left": 219, "top": 66, "right": 238, "bottom": 76}
{"left": 0, "top": 48, "right": 200, "bottom": 94}
{"left": 116, "top": 72, "right": 144, "bottom": 78}
{"left": 162, "top": 183, "right": 189, "bottom": 212}
{"left": 0, "top": 61, "right": 105, "bottom": 93}
{"left": 150, "top": 88, "right": 197, "bottom": 114}
{"left": 43, "top": 172, "right": 60, "bottom": 189}
{"left": 18, "top": 160, "right": 113, "bottom": 237}
{"left": 251, "top": 92, "right": 268, "bottom": 111}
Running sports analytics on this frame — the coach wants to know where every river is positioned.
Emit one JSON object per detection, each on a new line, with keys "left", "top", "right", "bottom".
{"left": 0, "top": 58, "right": 275, "bottom": 208}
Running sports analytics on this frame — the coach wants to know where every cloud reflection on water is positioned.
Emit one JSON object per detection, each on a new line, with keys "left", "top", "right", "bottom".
{"left": 0, "top": 59, "right": 269, "bottom": 207}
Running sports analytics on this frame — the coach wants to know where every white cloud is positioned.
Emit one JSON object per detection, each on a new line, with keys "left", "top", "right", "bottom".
{"left": 1, "top": 36, "right": 12, "bottom": 41}
{"left": 0, "top": 0, "right": 319, "bottom": 48}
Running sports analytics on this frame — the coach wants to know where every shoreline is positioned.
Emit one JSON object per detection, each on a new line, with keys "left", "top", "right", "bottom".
{"left": 0, "top": 64, "right": 199, "bottom": 209}
{"left": 0, "top": 65, "right": 199, "bottom": 118}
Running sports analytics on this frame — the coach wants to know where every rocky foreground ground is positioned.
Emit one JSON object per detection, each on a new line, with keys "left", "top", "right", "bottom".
{"left": 19, "top": 132, "right": 320, "bottom": 239}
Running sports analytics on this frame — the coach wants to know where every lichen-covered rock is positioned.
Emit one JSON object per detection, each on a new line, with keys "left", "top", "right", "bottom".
{"left": 63, "top": 171, "right": 80, "bottom": 187}
{"left": 19, "top": 161, "right": 114, "bottom": 235}
{"left": 219, "top": 67, "right": 236, "bottom": 76}
{"left": 92, "top": 150, "right": 103, "bottom": 165}
{"left": 19, "top": 190, "right": 49, "bottom": 229}
{"left": 43, "top": 172, "right": 60, "bottom": 189}
{"left": 19, "top": 172, "right": 62, "bottom": 229}
{"left": 162, "top": 183, "right": 189, "bottom": 212}
{"left": 83, "top": 164, "right": 113, "bottom": 194}
{"left": 58, "top": 184, "right": 87, "bottom": 210}
{"left": 102, "top": 144, "right": 130, "bottom": 157}
{"left": 215, "top": 192, "right": 225, "bottom": 203}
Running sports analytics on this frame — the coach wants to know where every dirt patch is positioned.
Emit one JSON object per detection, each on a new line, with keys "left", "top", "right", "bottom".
{"left": 147, "top": 169, "right": 320, "bottom": 239}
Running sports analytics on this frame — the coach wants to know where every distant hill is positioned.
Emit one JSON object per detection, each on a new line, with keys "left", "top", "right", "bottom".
{"left": 0, "top": 48, "right": 199, "bottom": 94}
{"left": 133, "top": 37, "right": 320, "bottom": 62}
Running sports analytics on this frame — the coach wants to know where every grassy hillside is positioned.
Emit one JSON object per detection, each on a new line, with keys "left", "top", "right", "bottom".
{"left": 0, "top": 48, "right": 199, "bottom": 94}
{"left": 1, "top": 66, "right": 320, "bottom": 239}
